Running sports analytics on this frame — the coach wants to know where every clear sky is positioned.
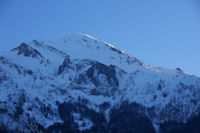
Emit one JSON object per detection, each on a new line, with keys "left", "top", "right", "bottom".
{"left": 0, "top": 0, "right": 200, "bottom": 76}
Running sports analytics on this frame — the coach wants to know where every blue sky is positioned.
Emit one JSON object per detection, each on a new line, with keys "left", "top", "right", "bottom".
{"left": 0, "top": 0, "right": 200, "bottom": 76}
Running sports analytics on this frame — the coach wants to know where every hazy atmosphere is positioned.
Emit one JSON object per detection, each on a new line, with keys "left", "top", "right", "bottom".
{"left": 0, "top": 0, "right": 200, "bottom": 76}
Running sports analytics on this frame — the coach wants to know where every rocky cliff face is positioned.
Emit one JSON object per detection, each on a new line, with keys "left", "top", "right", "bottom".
{"left": 0, "top": 34, "right": 200, "bottom": 133}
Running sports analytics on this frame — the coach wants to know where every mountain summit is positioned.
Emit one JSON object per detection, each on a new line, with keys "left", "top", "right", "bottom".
{"left": 0, "top": 34, "right": 200, "bottom": 133}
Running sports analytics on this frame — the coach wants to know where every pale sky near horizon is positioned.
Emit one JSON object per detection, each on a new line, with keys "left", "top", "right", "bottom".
{"left": 0, "top": 0, "right": 200, "bottom": 76}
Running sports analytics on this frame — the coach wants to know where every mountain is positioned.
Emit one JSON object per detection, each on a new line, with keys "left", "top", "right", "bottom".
{"left": 0, "top": 33, "right": 200, "bottom": 133}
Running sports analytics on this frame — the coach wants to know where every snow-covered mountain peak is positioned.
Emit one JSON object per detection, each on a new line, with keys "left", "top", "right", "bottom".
{"left": 53, "top": 34, "right": 185, "bottom": 76}
{"left": 56, "top": 33, "right": 117, "bottom": 50}
{"left": 77, "top": 33, "right": 117, "bottom": 49}
{"left": 48, "top": 34, "right": 143, "bottom": 73}
{"left": 77, "top": 33, "right": 100, "bottom": 41}
{"left": 1, "top": 34, "right": 200, "bottom": 133}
